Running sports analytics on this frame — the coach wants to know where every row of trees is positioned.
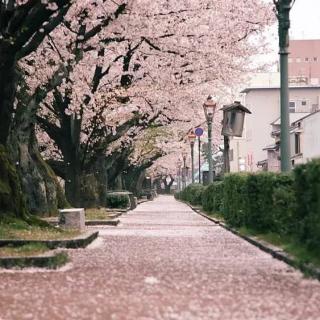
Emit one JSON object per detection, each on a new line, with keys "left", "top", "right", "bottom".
{"left": 0, "top": 0, "right": 274, "bottom": 220}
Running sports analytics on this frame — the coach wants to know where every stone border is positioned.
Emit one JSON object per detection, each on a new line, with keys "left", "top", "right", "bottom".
{"left": 0, "top": 231, "right": 99, "bottom": 250}
{"left": 187, "top": 203, "right": 320, "bottom": 281}
{"left": 0, "top": 252, "right": 68, "bottom": 269}
{"left": 44, "top": 218, "right": 121, "bottom": 227}
{"left": 86, "top": 219, "right": 120, "bottom": 226}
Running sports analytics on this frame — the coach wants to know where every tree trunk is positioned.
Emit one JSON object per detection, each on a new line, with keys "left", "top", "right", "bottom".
{"left": 0, "top": 51, "right": 16, "bottom": 145}
{"left": 8, "top": 102, "right": 69, "bottom": 215}
{"left": 65, "top": 150, "right": 82, "bottom": 207}
{"left": 0, "top": 145, "right": 29, "bottom": 220}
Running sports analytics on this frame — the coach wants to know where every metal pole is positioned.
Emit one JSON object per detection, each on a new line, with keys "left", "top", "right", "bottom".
{"left": 191, "top": 141, "right": 195, "bottom": 184}
{"left": 182, "top": 158, "right": 187, "bottom": 189}
{"left": 207, "top": 118, "right": 213, "bottom": 183}
{"left": 224, "top": 135, "right": 230, "bottom": 174}
{"left": 198, "top": 137, "right": 201, "bottom": 183}
{"left": 277, "top": 0, "right": 292, "bottom": 172}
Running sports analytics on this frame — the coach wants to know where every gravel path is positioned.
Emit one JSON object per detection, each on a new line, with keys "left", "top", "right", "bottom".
{"left": 0, "top": 195, "right": 320, "bottom": 320}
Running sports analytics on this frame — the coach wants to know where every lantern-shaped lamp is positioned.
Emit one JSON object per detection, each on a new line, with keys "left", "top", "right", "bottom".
{"left": 182, "top": 151, "right": 188, "bottom": 161}
{"left": 203, "top": 95, "right": 217, "bottom": 121}
{"left": 188, "top": 130, "right": 197, "bottom": 145}
{"left": 221, "top": 101, "right": 251, "bottom": 137}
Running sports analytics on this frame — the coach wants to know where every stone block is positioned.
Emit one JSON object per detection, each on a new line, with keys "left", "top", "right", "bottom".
{"left": 59, "top": 208, "right": 85, "bottom": 231}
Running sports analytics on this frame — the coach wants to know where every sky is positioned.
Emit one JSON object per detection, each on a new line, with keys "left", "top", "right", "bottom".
{"left": 290, "top": 0, "right": 320, "bottom": 39}
{"left": 260, "top": 0, "right": 320, "bottom": 70}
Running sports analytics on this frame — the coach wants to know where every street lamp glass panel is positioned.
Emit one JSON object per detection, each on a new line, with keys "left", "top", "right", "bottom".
{"left": 203, "top": 95, "right": 217, "bottom": 119}
{"left": 221, "top": 101, "right": 251, "bottom": 137}
{"left": 222, "top": 109, "right": 246, "bottom": 137}
{"left": 188, "top": 132, "right": 196, "bottom": 143}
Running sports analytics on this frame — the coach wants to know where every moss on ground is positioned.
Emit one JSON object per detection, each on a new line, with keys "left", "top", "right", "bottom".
{"left": 85, "top": 208, "right": 112, "bottom": 220}
{"left": 0, "top": 243, "right": 48, "bottom": 257}
{"left": 0, "top": 218, "right": 80, "bottom": 240}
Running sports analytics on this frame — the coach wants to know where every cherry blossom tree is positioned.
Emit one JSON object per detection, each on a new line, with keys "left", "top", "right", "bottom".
{"left": 0, "top": 0, "right": 72, "bottom": 219}
{"left": 1, "top": 0, "right": 274, "bottom": 217}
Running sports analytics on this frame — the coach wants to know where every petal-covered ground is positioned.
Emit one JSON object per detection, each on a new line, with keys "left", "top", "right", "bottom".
{"left": 0, "top": 196, "right": 319, "bottom": 320}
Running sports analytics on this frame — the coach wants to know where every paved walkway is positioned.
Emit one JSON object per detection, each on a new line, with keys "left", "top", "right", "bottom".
{"left": 1, "top": 196, "right": 320, "bottom": 320}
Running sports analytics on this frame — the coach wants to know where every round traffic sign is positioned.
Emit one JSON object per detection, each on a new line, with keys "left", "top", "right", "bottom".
{"left": 195, "top": 127, "right": 204, "bottom": 137}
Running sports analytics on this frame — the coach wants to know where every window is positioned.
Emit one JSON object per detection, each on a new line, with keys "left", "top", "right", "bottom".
{"left": 305, "top": 57, "right": 309, "bottom": 62}
{"left": 295, "top": 133, "right": 301, "bottom": 154}
{"left": 289, "top": 101, "right": 296, "bottom": 113}
{"left": 314, "top": 57, "right": 318, "bottom": 62}
{"left": 296, "top": 58, "right": 301, "bottom": 63}
{"left": 301, "top": 100, "right": 307, "bottom": 106}
{"left": 288, "top": 58, "right": 293, "bottom": 63}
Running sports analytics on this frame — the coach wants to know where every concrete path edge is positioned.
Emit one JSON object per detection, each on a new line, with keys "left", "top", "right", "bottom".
{"left": 183, "top": 201, "right": 320, "bottom": 281}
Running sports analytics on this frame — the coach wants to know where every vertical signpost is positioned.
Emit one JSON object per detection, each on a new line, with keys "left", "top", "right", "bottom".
{"left": 195, "top": 127, "right": 204, "bottom": 184}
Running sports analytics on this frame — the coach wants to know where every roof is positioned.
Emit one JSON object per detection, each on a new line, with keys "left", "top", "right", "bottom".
{"left": 257, "top": 159, "right": 268, "bottom": 166}
{"left": 291, "top": 110, "right": 320, "bottom": 126}
{"left": 241, "top": 85, "right": 320, "bottom": 94}
{"left": 263, "top": 144, "right": 278, "bottom": 151}
{"left": 271, "top": 113, "right": 310, "bottom": 126}
{"left": 220, "top": 102, "right": 251, "bottom": 114}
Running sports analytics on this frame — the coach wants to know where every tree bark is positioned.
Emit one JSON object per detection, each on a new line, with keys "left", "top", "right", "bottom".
{"left": 0, "top": 51, "right": 17, "bottom": 145}
{"left": 8, "top": 94, "right": 69, "bottom": 215}
{"left": 0, "top": 144, "right": 29, "bottom": 220}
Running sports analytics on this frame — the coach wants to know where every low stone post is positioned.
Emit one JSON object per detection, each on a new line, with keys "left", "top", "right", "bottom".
{"left": 59, "top": 208, "right": 85, "bottom": 231}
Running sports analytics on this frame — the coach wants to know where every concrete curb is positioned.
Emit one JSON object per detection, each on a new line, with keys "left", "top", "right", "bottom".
{"left": 86, "top": 219, "right": 120, "bottom": 226}
{"left": 186, "top": 203, "right": 320, "bottom": 281}
{"left": 0, "top": 231, "right": 99, "bottom": 250}
{"left": 0, "top": 252, "right": 68, "bottom": 269}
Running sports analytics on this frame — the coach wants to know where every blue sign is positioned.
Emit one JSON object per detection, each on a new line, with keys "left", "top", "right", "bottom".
{"left": 195, "top": 127, "right": 204, "bottom": 137}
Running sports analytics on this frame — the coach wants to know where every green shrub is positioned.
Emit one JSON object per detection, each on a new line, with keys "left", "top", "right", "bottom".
{"left": 202, "top": 182, "right": 224, "bottom": 213}
{"left": 244, "top": 173, "right": 276, "bottom": 232}
{"left": 175, "top": 184, "right": 205, "bottom": 206}
{"left": 271, "top": 174, "right": 296, "bottom": 235}
{"left": 106, "top": 193, "right": 130, "bottom": 208}
{"left": 223, "top": 174, "right": 248, "bottom": 227}
{"left": 294, "top": 159, "right": 320, "bottom": 250}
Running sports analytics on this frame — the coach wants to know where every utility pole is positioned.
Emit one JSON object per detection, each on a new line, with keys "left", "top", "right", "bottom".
{"left": 274, "top": 0, "right": 294, "bottom": 172}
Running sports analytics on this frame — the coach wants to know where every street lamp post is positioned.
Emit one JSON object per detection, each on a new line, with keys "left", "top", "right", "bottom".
{"left": 177, "top": 159, "right": 182, "bottom": 192}
{"left": 188, "top": 131, "right": 197, "bottom": 184}
{"left": 274, "top": 0, "right": 294, "bottom": 172}
{"left": 203, "top": 96, "right": 217, "bottom": 184}
{"left": 182, "top": 151, "right": 187, "bottom": 189}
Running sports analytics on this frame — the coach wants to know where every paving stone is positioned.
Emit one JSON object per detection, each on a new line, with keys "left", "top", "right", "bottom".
{"left": 0, "top": 196, "right": 320, "bottom": 320}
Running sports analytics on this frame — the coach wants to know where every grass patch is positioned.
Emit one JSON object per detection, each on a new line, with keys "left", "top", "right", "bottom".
{"left": 0, "top": 243, "right": 49, "bottom": 257}
{"left": 0, "top": 218, "right": 80, "bottom": 240}
{"left": 238, "top": 226, "right": 320, "bottom": 269}
{"left": 85, "top": 208, "right": 111, "bottom": 221}
{"left": 206, "top": 210, "right": 225, "bottom": 222}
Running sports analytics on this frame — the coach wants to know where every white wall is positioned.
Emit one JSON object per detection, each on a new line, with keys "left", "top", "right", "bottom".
{"left": 302, "top": 111, "right": 320, "bottom": 160}
{"left": 230, "top": 87, "right": 320, "bottom": 172}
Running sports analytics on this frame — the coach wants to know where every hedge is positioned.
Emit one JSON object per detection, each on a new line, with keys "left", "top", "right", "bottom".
{"left": 202, "top": 181, "right": 224, "bottom": 214}
{"left": 174, "top": 184, "right": 205, "bottom": 206}
{"left": 175, "top": 159, "right": 320, "bottom": 251}
{"left": 294, "top": 159, "right": 320, "bottom": 249}
{"left": 105, "top": 193, "right": 130, "bottom": 208}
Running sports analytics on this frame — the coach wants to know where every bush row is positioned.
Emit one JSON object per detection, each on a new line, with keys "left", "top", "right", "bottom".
{"left": 175, "top": 159, "right": 320, "bottom": 251}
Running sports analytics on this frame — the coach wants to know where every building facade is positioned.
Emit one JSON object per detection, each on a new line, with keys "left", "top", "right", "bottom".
{"left": 229, "top": 85, "right": 320, "bottom": 172}
{"left": 289, "top": 40, "right": 320, "bottom": 86}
